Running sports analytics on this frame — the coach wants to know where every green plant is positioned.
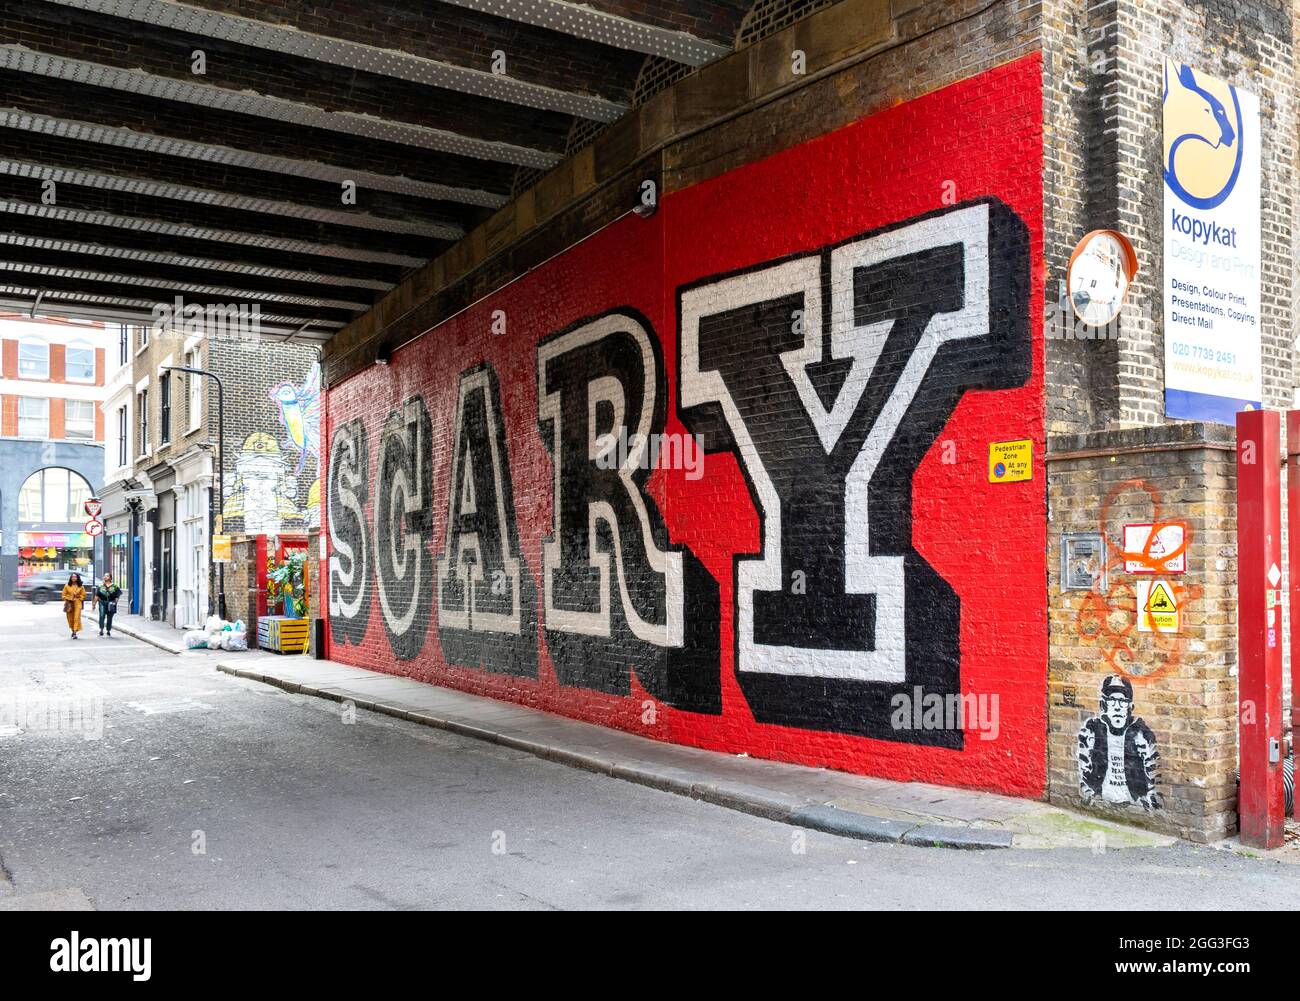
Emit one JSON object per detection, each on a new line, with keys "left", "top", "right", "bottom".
{"left": 266, "top": 551, "right": 307, "bottom": 611}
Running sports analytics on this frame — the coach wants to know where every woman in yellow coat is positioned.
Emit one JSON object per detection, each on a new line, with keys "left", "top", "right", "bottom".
{"left": 61, "top": 573, "right": 86, "bottom": 639}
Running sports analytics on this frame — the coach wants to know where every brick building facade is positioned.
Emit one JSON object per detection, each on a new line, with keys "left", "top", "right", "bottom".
{"left": 0, "top": 313, "right": 108, "bottom": 600}
{"left": 97, "top": 318, "right": 319, "bottom": 630}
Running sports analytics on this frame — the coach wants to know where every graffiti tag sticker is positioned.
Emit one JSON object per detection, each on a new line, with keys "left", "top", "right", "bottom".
{"left": 987, "top": 439, "right": 1032, "bottom": 483}
{"left": 1123, "top": 523, "right": 1186, "bottom": 573}
{"left": 1136, "top": 580, "right": 1180, "bottom": 633}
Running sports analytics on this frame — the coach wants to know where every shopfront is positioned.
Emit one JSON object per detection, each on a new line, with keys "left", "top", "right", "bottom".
{"left": 0, "top": 444, "right": 103, "bottom": 600}
{"left": 17, "top": 530, "right": 95, "bottom": 581}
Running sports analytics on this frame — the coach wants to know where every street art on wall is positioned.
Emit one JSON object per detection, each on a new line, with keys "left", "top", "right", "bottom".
{"left": 271, "top": 362, "right": 323, "bottom": 530}
{"left": 678, "top": 201, "right": 1029, "bottom": 741}
{"left": 435, "top": 365, "right": 538, "bottom": 678}
{"left": 327, "top": 417, "right": 370, "bottom": 646}
{"left": 1077, "top": 675, "right": 1163, "bottom": 811}
{"left": 321, "top": 56, "right": 1047, "bottom": 795}
{"left": 222, "top": 432, "right": 303, "bottom": 534}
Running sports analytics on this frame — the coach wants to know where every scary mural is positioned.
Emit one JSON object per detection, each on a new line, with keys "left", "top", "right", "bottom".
{"left": 323, "top": 57, "right": 1047, "bottom": 795}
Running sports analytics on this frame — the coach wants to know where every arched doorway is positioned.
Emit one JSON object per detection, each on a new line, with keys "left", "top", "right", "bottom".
{"left": 16, "top": 467, "right": 96, "bottom": 582}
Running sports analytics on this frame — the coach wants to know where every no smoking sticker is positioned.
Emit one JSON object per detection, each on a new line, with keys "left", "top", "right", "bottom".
{"left": 1136, "top": 580, "right": 1180, "bottom": 633}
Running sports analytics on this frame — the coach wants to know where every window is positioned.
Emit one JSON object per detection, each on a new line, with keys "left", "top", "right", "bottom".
{"left": 138, "top": 388, "right": 149, "bottom": 456}
{"left": 43, "top": 468, "right": 69, "bottom": 521}
{"left": 64, "top": 400, "right": 95, "bottom": 440}
{"left": 18, "top": 340, "right": 49, "bottom": 380}
{"left": 17, "top": 475, "right": 39, "bottom": 521}
{"left": 66, "top": 342, "right": 95, "bottom": 382}
{"left": 117, "top": 405, "right": 128, "bottom": 467}
{"left": 119, "top": 325, "right": 129, "bottom": 366}
{"left": 138, "top": 325, "right": 149, "bottom": 352}
{"left": 16, "top": 468, "right": 94, "bottom": 523}
{"left": 67, "top": 472, "right": 91, "bottom": 521}
{"left": 160, "top": 373, "right": 172, "bottom": 444}
{"left": 186, "top": 350, "right": 202, "bottom": 431}
{"left": 18, "top": 397, "right": 49, "bottom": 438}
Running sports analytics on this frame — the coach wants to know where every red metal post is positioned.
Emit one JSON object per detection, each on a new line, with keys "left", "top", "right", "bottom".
{"left": 254, "top": 533, "right": 268, "bottom": 620}
{"left": 1288, "top": 411, "right": 1300, "bottom": 770}
{"left": 1237, "top": 409, "right": 1286, "bottom": 848}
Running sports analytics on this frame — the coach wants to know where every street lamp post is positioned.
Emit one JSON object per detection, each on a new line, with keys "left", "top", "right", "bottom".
{"left": 163, "top": 365, "right": 225, "bottom": 619}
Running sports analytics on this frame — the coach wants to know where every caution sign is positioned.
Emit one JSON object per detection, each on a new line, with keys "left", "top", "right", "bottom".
{"left": 1137, "top": 580, "right": 1180, "bottom": 633}
{"left": 988, "top": 439, "right": 1032, "bottom": 483}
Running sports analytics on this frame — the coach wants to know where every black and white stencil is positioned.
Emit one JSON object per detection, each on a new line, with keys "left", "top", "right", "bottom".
{"left": 326, "top": 417, "right": 371, "bottom": 646}
{"left": 374, "top": 395, "right": 434, "bottom": 661}
{"left": 1078, "top": 675, "right": 1162, "bottom": 811}
{"left": 537, "top": 311, "right": 720, "bottom": 712}
{"left": 435, "top": 364, "right": 537, "bottom": 676}
{"left": 677, "top": 200, "right": 1030, "bottom": 742}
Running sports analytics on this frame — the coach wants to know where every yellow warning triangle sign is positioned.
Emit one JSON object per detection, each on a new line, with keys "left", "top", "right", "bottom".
{"left": 1146, "top": 582, "right": 1177, "bottom": 613}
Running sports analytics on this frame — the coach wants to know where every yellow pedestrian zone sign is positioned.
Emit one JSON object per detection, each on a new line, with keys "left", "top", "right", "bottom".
{"left": 1137, "top": 580, "right": 1180, "bottom": 633}
{"left": 988, "top": 439, "right": 1032, "bottom": 483}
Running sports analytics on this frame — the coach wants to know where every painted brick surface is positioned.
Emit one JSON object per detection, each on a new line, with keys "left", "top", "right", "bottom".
{"left": 1047, "top": 424, "right": 1238, "bottom": 841}
{"left": 323, "top": 57, "right": 1047, "bottom": 796}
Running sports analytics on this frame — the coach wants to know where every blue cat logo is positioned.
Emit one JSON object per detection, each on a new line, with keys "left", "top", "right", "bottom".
{"left": 1162, "top": 59, "right": 1243, "bottom": 210}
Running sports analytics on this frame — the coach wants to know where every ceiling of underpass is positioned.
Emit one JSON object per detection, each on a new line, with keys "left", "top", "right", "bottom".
{"left": 0, "top": 0, "right": 761, "bottom": 341}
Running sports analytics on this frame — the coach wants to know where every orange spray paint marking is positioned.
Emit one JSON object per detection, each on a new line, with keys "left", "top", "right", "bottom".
{"left": 1071, "top": 479, "right": 1198, "bottom": 683}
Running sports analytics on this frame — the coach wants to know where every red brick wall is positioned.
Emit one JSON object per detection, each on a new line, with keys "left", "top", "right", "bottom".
{"left": 49, "top": 397, "right": 65, "bottom": 440}
{"left": 322, "top": 57, "right": 1048, "bottom": 796}
{"left": 0, "top": 394, "right": 15, "bottom": 436}
{"left": 1, "top": 340, "right": 15, "bottom": 379}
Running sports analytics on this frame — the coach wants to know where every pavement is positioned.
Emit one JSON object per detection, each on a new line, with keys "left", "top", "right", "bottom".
{"left": 215, "top": 652, "right": 1173, "bottom": 852}
{"left": 111, "top": 613, "right": 200, "bottom": 656}
{"left": 7, "top": 598, "right": 1300, "bottom": 910}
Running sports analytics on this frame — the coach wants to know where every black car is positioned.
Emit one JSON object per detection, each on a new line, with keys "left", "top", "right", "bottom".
{"left": 14, "top": 571, "right": 88, "bottom": 605}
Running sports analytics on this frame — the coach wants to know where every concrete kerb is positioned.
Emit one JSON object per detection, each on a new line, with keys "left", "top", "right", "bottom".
{"left": 110, "top": 619, "right": 187, "bottom": 656}
{"left": 216, "top": 661, "right": 1011, "bottom": 850}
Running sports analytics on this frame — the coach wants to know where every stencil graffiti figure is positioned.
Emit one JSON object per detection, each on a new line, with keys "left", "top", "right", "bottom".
{"left": 1077, "top": 675, "right": 1162, "bottom": 811}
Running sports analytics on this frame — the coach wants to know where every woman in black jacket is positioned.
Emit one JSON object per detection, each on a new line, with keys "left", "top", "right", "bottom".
{"left": 96, "top": 573, "right": 123, "bottom": 637}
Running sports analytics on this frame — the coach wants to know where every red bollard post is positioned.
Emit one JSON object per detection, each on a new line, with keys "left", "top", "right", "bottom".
{"left": 1236, "top": 409, "right": 1286, "bottom": 848}
{"left": 1288, "top": 412, "right": 1300, "bottom": 770}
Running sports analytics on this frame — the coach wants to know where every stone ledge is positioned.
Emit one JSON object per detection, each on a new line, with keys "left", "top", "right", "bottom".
{"left": 1048, "top": 421, "right": 1237, "bottom": 457}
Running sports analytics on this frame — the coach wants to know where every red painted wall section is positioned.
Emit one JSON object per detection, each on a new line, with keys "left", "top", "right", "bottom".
{"left": 323, "top": 56, "right": 1047, "bottom": 797}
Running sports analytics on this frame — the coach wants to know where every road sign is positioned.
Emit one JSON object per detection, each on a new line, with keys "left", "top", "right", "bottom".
{"left": 988, "top": 439, "right": 1032, "bottom": 483}
{"left": 85, "top": 519, "right": 104, "bottom": 537}
{"left": 213, "top": 534, "right": 232, "bottom": 563}
{"left": 84, "top": 498, "right": 102, "bottom": 519}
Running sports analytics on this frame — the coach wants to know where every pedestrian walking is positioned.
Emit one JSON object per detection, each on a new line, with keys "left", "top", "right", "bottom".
{"left": 62, "top": 573, "right": 86, "bottom": 640}
{"left": 96, "top": 573, "right": 122, "bottom": 637}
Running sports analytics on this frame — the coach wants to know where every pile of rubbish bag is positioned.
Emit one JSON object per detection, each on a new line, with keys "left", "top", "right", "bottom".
{"left": 183, "top": 614, "right": 248, "bottom": 652}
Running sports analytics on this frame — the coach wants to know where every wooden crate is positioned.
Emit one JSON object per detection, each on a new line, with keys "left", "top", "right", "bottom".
{"left": 258, "top": 615, "right": 310, "bottom": 654}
